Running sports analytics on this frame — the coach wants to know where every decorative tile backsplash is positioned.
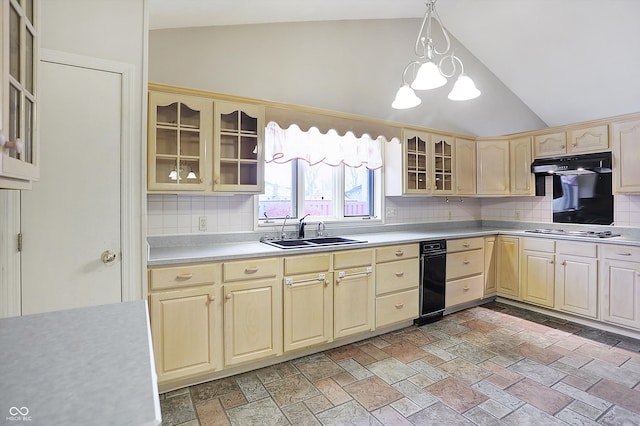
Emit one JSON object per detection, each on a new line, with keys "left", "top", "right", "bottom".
{"left": 147, "top": 177, "right": 640, "bottom": 235}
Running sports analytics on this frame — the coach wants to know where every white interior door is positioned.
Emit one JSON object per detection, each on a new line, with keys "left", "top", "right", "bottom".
{"left": 21, "top": 58, "right": 123, "bottom": 314}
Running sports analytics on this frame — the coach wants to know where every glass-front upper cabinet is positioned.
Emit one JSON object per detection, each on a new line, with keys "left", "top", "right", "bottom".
{"left": 404, "top": 130, "right": 430, "bottom": 194}
{"left": 1, "top": 0, "right": 39, "bottom": 189}
{"left": 147, "top": 91, "right": 210, "bottom": 191}
{"left": 432, "top": 134, "right": 454, "bottom": 194}
{"left": 213, "top": 101, "right": 264, "bottom": 193}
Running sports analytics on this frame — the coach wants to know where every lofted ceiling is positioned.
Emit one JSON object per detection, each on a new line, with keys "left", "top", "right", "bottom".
{"left": 148, "top": 0, "right": 640, "bottom": 129}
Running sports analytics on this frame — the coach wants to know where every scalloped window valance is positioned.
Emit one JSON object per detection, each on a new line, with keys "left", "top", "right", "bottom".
{"left": 265, "top": 121, "right": 386, "bottom": 170}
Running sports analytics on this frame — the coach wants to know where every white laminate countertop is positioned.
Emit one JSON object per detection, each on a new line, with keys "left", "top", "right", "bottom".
{"left": 0, "top": 301, "right": 161, "bottom": 426}
{"left": 147, "top": 225, "right": 640, "bottom": 266}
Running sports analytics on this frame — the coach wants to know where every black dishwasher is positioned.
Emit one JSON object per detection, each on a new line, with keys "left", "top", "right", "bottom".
{"left": 414, "top": 240, "right": 447, "bottom": 326}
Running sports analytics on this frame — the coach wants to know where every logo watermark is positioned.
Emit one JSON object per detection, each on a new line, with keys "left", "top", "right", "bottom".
{"left": 6, "top": 406, "right": 31, "bottom": 422}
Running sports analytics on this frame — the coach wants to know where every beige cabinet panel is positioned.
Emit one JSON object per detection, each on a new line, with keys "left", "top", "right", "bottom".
{"left": 149, "top": 286, "right": 219, "bottom": 382}
{"left": 375, "top": 258, "right": 419, "bottom": 295}
{"left": 446, "top": 250, "right": 484, "bottom": 281}
{"left": 568, "top": 125, "right": 609, "bottom": 154}
{"left": 283, "top": 271, "right": 333, "bottom": 352}
{"left": 600, "top": 259, "right": 640, "bottom": 330}
{"left": 496, "top": 236, "right": 520, "bottom": 298}
{"left": 223, "top": 257, "right": 280, "bottom": 282}
{"left": 510, "top": 136, "right": 534, "bottom": 195}
{"left": 0, "top": 0, "right": 39, "bottom": 187}
{"left": 334, "top": 267, "right": 374, "bottom": 339}
{"left": 612, "top": 119, "right": 640, "bottom": 193}
{"left": 223, "top": 278, "right": 282, "bottom": 366}
{"left": 375, "top": 288, "right": 419, "bottom": 328}
{"left": 150, "top": 263, "right": 219, "bottom": 291}
{"left": 213, "top": 101, "right": 265, "bottom": 193}
{"left": 521, "top": 249, "right": 555, "bottom": 308}
{"left": 534, "top": 132, "right": 567, "bottom": 158}
{"left": 375, "top": 244, "right": 419, "bottom": 263}
{"left": 284, "top": 254, "right": 331, "bottom": 275}
{"left": 334, "top": 249, "right": 373, "bottom": 270}
{"left": 455, "top": 138, "right": 476, "bottom": 195}
{"left": 484, "top": 237, "right": 497, "bottom": 296}
{"left": 148, "top": 91, "right": 211, "bottom": 191}
{"left": 555, "top": 254, "right": 597, "bottom": 318}
{"left": 476, "top": 140, "right": 509, "bottom": 195}
{"left": 448, "top": 237, "right": 484, "bottom": 253}
{"left": 446, "top": 275, "right": 484, "bottom": 308}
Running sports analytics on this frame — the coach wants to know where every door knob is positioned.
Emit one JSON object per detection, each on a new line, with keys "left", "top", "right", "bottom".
{"left": 101, "top": 250, "right": 117, "bottom": 265}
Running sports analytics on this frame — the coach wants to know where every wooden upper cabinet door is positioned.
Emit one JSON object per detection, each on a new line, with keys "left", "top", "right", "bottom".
{"left": 431, "top": 133, "right": 454, "bottom": 195}
{"left": 402, "top": 129, "right": 432, "bottom": 195}
{"left": 534, "top": 132, "right": 566, "bottom": 158}
{"left": 510, "top": 136, "right": 534, "bottom": 195}
{"left": 568, "top": 125, "right": 609, "bottom": 154}
{"left": 476, "top": 140, "right": 509, "bottom": 195}
{"left": 612, "top": 119, "right": 640, "bottom": 193}
{"left": 455, "top": 138, "right": 476, "bottom": 195}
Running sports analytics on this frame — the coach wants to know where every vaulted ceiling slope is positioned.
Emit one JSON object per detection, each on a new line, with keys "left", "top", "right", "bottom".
{"left": 148, "top": 0, "right": 640, "bottom": 133}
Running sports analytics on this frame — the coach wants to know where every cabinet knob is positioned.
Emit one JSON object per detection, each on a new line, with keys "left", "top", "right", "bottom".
{"left": 209, "top": 295, "right": 215, "bottom": 301}
{"left": 395, "top": 250, "right": 404, "bottom": 257}
{"left": 550, "top": 260, "right": 554, "bottom": 264}
{"left": 572, "top": 143, "right": 577, "bottom": 147}
{"left": 463, "top": 286, "right": 470, "bottom": 291}
{"left": 176, "top": 273, "right": 193, "bottom": 280}
{"left": 395, "top": 271, "right": 404, "bottom": 277}
{"left": 561, "top": 261, "right": 566, "bottom": 266}
{"left": 324, "top": 280, "right": 329, "bottom": 286}
{"left": 225, "top": 294, "right": 232, "bottom": 300}
{"left": 560, "top": 145, "right": 566, "bottom": 149}
{"left": 0, "top": 133, "right": 24, "bottom": 154}
{"left": 394, "top": 303, "right": 405, "bottom": 309}
{"left": 336, "top": 278, "right": 342, "bottom": 285}
{"left": 463, "top": 259, "right": 470, "bottom": 265}
{"left": 244, "top": 267, "right": 259, "bottom": 274}
{"left": 463, "top": 243, "right": 470, "bottom": 247}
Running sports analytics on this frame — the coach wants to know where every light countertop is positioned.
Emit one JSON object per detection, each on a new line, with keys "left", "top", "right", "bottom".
{"left": 0, "top": 301, "right": 161, "bottom": 426}
{"left": 147, "top": 224, "right": 640, "bottom": 266}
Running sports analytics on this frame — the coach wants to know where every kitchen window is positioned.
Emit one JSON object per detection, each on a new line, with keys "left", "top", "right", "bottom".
{"left": 258, "top": 122, "right": 382, "bottom": 223}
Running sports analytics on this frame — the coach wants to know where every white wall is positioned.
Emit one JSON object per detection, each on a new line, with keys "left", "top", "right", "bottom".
{"left": 148, "top": 19, "right": 546, "bottom": 137}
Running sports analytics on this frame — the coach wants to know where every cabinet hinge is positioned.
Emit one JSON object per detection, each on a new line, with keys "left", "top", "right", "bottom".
{"left": 17, "top": 233, "right": 22, "bottom": 252}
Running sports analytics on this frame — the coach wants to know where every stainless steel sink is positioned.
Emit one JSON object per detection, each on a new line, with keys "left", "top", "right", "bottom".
{"left": 261, "top": 236, "right": 365, "bottom": 249}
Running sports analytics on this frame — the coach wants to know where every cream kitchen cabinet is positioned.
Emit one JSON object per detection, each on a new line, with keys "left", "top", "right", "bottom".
{"left": 600, "top": 245, "right": 640, "bottom": 330}
{"left": 521, "top": 238, "right": 555, "bottom": 308}
{"left": 496, "top": 236, "right": 520, "bottom": 298}
{"left": 611, "top": 118, "right": 640, "bottom": 193}
{"left": 455, "top": 138, "right": 476, "bottom": 195}
{"left": 147, "top": 91, "right": 210, "bottom": 191}
{"left": 282, "top": 253, "right": 333, "bottom": 352}
{"left": 333, "top": 249, "right": 374, "bottom": 339}
{"left": 476, "top": 140, "right": 509, "bottom": 195}
{"left": 555, "top": 241, "right": 598, "bottom": 318}
{"left": 213, "top": 101, "right": 265, "bottom": 193}
{"left": 510, "top": 136, "right": 534, "bottom": 195}
{"left": 148, "top": 263, "right": 221, "bottom": 384}
{"left": 222, "top": 257, "right": 282, "bottom": 366}
{"left": 0, "top": 0, "right": 39, "bottom": 189}
{"left": 445, "top": 237, "right": 484, "bottom": 308}
{"left": 534, "top": 125, "right": 609, "bottom": 159}
{"left": 388, "top": 129, "right": 454, "bottom": 196}
{"left": 484, "top": 237, "right": 497, "bottom": 297}
{"left": 374, "top": 244, "right": 419, "bottom": 328}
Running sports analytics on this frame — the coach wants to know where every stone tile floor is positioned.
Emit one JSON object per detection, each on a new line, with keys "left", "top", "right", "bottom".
{"left": 159, "top": 302, "right": 640, "bottom": 425}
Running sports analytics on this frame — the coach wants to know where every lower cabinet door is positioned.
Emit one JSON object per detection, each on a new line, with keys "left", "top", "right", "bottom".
{"left": 446, "top": 275, "right": 484, "bottom": 308}
{"left": 601, "top": 260, "right": 640, "bottom": 330}
{"left": 334, "top": 268, "right": 374, "bottom": 339}
{"left": 150, "top": 286, "right": 218, "bottom": 382}
{"left": 521, "top": 250, "right": 555, "bottom": 308}
{"left": 555, "top": 254, "right": 597, "bottom": 318}
{"left": 223, "top": 279, "right": 282, "bottom": 366}
{"left": 375, "top": 288, "right": 419, "bottom": 328}
{"left": 283, "top": 272, "right": 333, "bottom": 352}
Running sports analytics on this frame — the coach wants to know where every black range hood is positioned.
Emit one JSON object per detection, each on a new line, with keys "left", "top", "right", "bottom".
{"left": 530, "top": 152, "right": 612, "bottom": 195}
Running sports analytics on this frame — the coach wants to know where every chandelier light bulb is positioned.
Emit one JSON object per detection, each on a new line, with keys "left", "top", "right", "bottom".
{"left": 411, "top": 61, "right": 447, "bottom": 90}
{"left": 447, "top": 74, "right": 481, "bottom": 101}
{"left": 392, "top": 84, "right": 422, "bottom": 109}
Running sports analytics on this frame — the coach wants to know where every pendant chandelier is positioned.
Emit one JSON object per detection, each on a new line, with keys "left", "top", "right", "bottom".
{"left": 392, "top": 0, "right": 481, "bottom": 109}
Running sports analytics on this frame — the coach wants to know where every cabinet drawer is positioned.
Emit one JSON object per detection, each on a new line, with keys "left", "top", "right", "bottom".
{"left": 446, "top": 275, "right": 484, "bottom": 308}
{"left": 149, "top": 264, "right": 218, "bottom": 291}
{"left": 223, "top": 258, "right": 280, "bottom": 282}
{"left": 522, "top": 237, "right": 555, "bottom": 253}
{"left": 284, "top": 254, "right": 331, "bottom": 275}
{"left": 602, "top": 244, "right": 640, "bottom": 262}
{"left": 334, "top": 249, "right": 373, "bottom": 270}
{"left": 375, "top": 288, "right": 419, "bottom": 328}
{"left": 446, "top": 249, "right": 484, "bottom": 280}
{"left": 448, "top": 237, "right": 484, "bottom": 253}
{"left": 376, "top": 258, "right": 419, "bottom": 295}
{"left": 556, "top": 241, "right": 597, "bottom": 257}
{"left": 376, "top": 244, "right": 419, "bottom": 263}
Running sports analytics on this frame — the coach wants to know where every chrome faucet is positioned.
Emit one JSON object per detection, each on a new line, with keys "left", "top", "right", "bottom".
{"left": 281, "top": 215, "right": 290, "bottom": 239}
{"left": 298, "top": 214, "right": 310, "bottom": 238}
{"left": 316, "top": 221, "right": 326, "bottom": 237}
